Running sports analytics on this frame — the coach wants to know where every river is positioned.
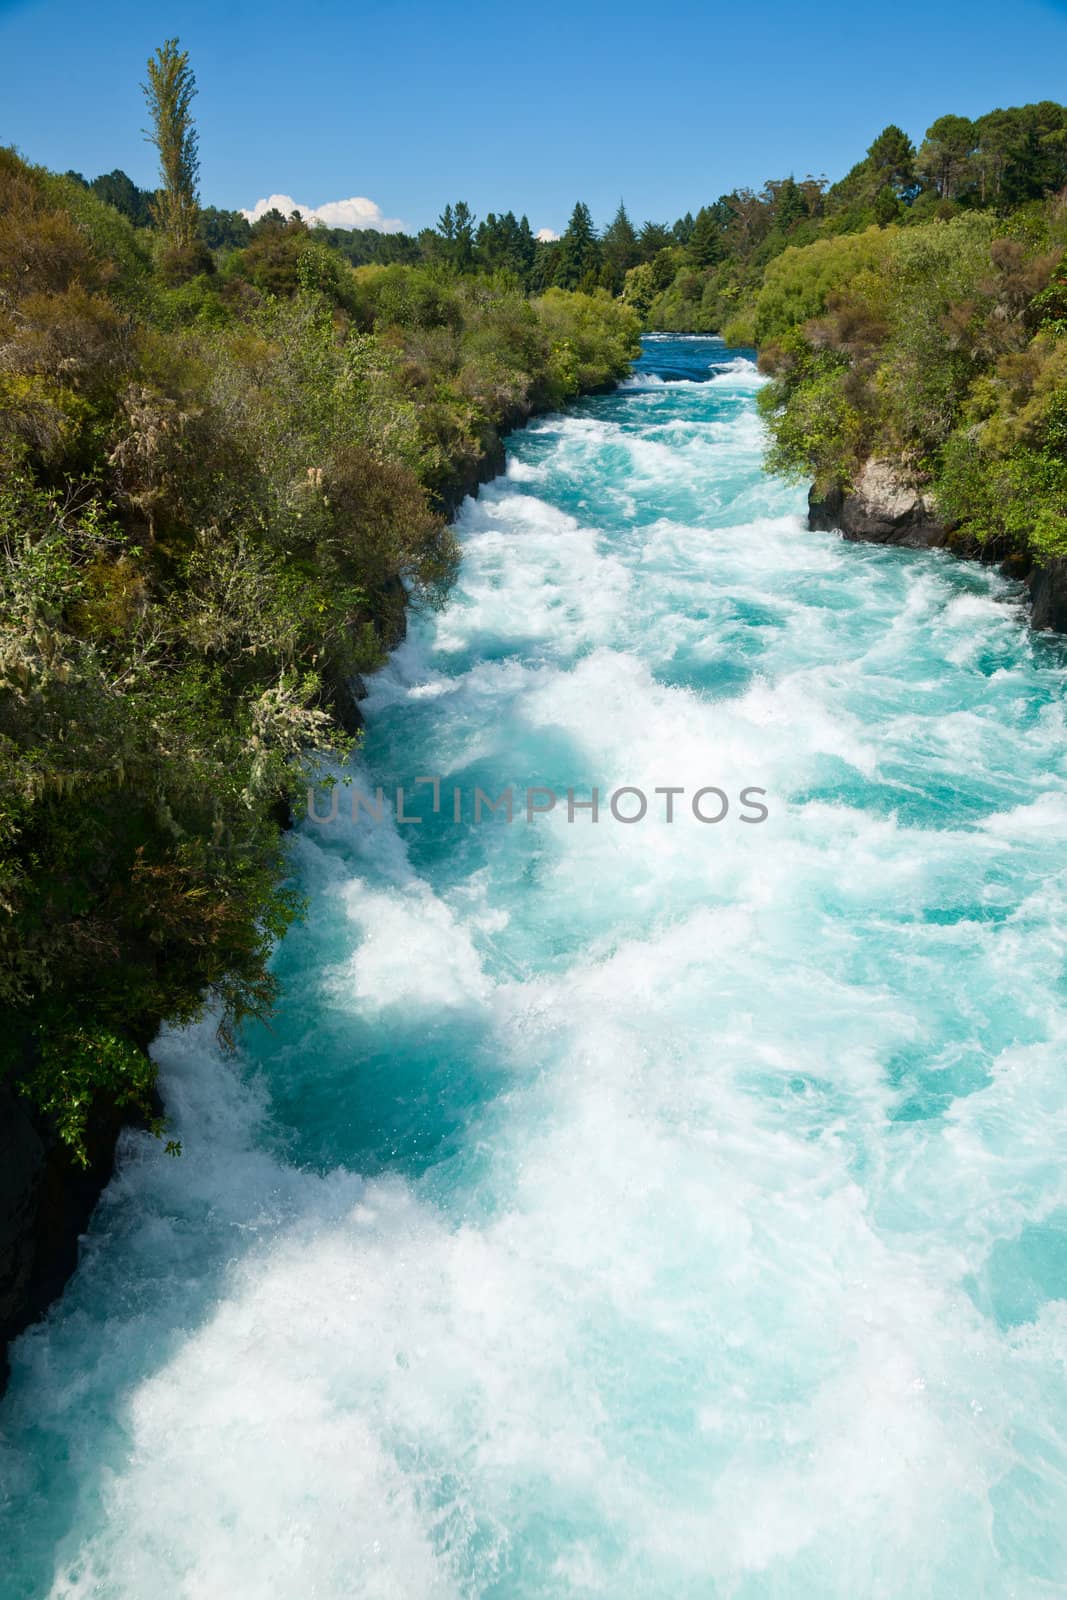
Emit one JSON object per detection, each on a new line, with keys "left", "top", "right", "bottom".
{"left": 2, "top": 336, "right": 1067, "bottom": 1596}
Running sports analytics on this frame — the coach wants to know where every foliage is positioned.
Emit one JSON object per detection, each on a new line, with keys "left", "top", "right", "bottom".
{"left": 14, "top": 53, "right": 1066, "bottom": 1164}
{"left": 601, "top": 202, "right": 640, "bottom": 293}
{"left": 532, "top": 288, "right": 641, "bottom": 402}
{"left": 623, "top": 99, "right": 1067, "bottom": 346}
{"left": 730, "top": 227, "right": 895, "bottom": 345}
{"left": 0, "top": 129, "right": 637, "bottom": 1160}
{"left": 628, "top": 99, "right": 1067, "bottom": 571}
{"left": 554, "top": 203, "right": 601, "bottom": 292}
{"left": 142, "top": 40, "right": 201, "bottom": 259}
{"left": 753, "top": 206, "right": 1067, "bottom": 561}
{"left": 19, "top": 1027, "right": 163, "bottom": 1165}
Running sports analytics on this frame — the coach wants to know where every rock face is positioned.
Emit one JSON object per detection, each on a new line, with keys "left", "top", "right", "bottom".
{"left": 0, "top": 1089, "right": 44, "bottom": 1390}
{"left": 810, "top": 458, "right": 1067, "bottom": 638}
{"left": 0, "top": 1089, "right": 129, "bottom": 1395}
{"left": 809, "top": 459, "right": 948, "bottom": 549}
{"left": 1028, "top": 556, "right": 1067, "bottom": 633}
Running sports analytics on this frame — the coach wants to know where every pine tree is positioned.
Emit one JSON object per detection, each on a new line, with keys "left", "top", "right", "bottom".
{"left": 516, "top": 215, "right": 536, "bottom": 287}
{"left": 687, "top": 206, "right": 723, "bottom": 267}
{"left": 555, "top": 202, "right": 600, "bottom": 289}
{"left": 917, "top": 115, "right": 977, "bottom": 200}
{"left": 601, "top": 200, "right": 639, "bottom": 291}
{"left": 637, "top": 220, "right": 673, "bottom": 260}
{"left": 865, "top": 125, "right": 917, "bottom": 195}
{"left": 437, "top": 202, "right": 475, "bottom": 269}
{"left": 774, "top": 177, "right": 808, "bottom": 230}
{"left": 452, "top": 201, "right": 475, "bottom": 269}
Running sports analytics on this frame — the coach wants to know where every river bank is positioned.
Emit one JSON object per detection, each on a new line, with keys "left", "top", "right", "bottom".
{"left": 0, "top": 142, "right": 644, "bottom": 1390}
{"left": 807, "top": 459, "right": 1067, "bottom": 633}
{"left": 0, "top": 361, "right": 632, "bottom": 1396}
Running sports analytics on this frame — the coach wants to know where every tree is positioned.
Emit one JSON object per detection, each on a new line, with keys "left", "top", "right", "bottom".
{"left": 798, "top": 174, "right": 828, "bottom": 216}
{"left": 90, "top": 169, "right": 154, "bottom": 227}
{"left": 917, "top": 115, "right": 976, "bottom": 200}
{"left": 529, "top": 236, "right": 559, "bottom": 292}
{"left": 687, "top": 205, "right": 723, "bottom": 267}
{"left": 772, "top": 176, "right": 809, "bottom": 230}
{"left": 475, "top": 210, "right": 536, "bottom": 284}
{"left": 973, "top": 109, "right": 1016, "bottom": 205}
{"left": 436, "top": 201, "right": 475, "bottom": 269}
{"left": 873, "top": 185, "right": 902, "bottom": 226}
{"left": 555, "top": 201, "right": 600, "bottom": 289}
{"left": 649, "top": 248, "right": 677, "bottom": 293}
{"left": 236, "top": 213, "right": 310, "bottom": 297}
{"left": 200, "top": 206, "right": 252, "bottom": 252}
{"left": 476, "top": 210, "right": 502, "bottom": 267}
{"left": 637, "top": 219, "right": 673, "bottom": 260}
{"left": 251, "top": 206, "right": 287, "bottom": 235}
{"left": 723, "top": 189, "right": 771, "bottom": 257}
{"left": 601, "top": 201, "right": 639, "bottom": 291}
{"left": 452, "top": 201, "right": 476, "bottom": 269}
{"left": 996, "top": 102, "right": 1067, "bottom": 205}
{"left": 515, "top": 215, "right": 536, "bottom": 286}
{"left": 142, "top": 39, "right": 200, "bottom": 250}
{"left": 866, "top": 125, "right": 916, "bottom": 195}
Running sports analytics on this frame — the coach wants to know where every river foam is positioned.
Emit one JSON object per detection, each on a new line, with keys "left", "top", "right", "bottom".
{"left": 2, "top": 338, "right": 1067, "bottom": 1598}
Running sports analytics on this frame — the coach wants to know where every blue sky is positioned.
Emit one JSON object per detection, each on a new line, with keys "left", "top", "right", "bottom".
{"left": 2, "top": 0, "right": 1067, "bottom": 236}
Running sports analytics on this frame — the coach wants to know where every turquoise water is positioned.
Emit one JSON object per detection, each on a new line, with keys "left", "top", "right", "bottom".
{"left": 3, "top": 336, "right": 1067, "bottom": 1596}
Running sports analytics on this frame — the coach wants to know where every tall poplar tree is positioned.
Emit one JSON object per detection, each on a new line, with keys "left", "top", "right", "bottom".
{"left": 142, "top": 38, "right": 200, "bottom": 250}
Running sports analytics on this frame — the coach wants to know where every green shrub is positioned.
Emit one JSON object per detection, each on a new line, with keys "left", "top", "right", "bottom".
{"left": 531, "top": 288, "right": 641, "bottom": 401}
{"left": 748, "top": 227, "right": 895, "bottom": 344}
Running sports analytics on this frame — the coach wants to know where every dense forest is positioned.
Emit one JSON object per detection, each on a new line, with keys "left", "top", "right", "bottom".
{"left": 0, "top": 42, "right": 640, "bottom": 1159}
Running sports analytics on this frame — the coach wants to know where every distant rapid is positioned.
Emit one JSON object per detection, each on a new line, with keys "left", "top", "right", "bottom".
{"left": 3, "top": 337, "right": 1067, "bottom": 1598}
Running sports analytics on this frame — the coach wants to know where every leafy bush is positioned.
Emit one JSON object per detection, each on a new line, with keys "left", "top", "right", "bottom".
{"left": 531, "top": 288, "right": 641, "bottom": 402}
{"left": 739, "top": 227, "right": 895, "bottom": 345}
{"left": 753, "top": 202, "right": 1067, "bottom": 563}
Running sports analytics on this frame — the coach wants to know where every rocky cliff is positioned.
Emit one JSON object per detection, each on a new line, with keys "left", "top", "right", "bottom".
{"left": 0, "top": 1089, "right": 131, "bottom": 1394}
{"left": 809, "top": 458, "right": 1067, "bottom": 633}
{"left": 808, "top": 459, "right": 949, "bottom": 549}
{"left": 1028, "top": 557, "right": 1067, "bottom": 632}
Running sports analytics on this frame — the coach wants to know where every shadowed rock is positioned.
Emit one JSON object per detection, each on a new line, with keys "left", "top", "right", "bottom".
{"left": 809, "top": 459, "right": 948, "bottom": 549}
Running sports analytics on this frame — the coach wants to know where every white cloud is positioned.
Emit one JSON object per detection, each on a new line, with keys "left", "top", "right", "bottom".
{"left": 239, "top": 193, "right": 406, "bottom": 233}
{"left": 535, "top": 226, "right": 560, "bottom": 242}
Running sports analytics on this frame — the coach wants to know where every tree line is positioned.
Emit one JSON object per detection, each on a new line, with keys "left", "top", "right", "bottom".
{"left": 66, "top": 98, "right": 1067, "bottom": 321}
